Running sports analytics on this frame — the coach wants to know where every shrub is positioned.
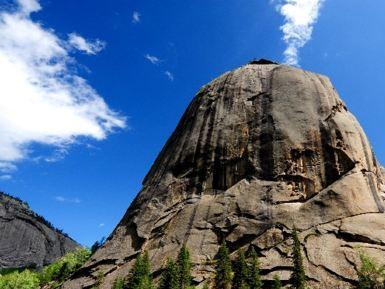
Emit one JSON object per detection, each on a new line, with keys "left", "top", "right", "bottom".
{"left": 112, "top": 277, "right": 125, "bottom": 289}
{"left": 0, "top": 248, "right": 90, "bottom": 289}
{"left": 357, "top": 253, "right": 385, "bottom": 289}
{"left": 39, "top": 247, "right": 91, "bottom": 284}
{"left": 0, "top": 269, "right": 40, "bottom": 289}
{"left": 273, "top": 274, "right": 282, "bottom": 289}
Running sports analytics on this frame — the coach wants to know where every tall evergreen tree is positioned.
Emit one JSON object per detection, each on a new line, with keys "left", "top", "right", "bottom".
{"left": 125, "top": 252, "right": 153, "bottom": 289}
{"left": 158, "top": 258, "right": 180, "bottom": 289}
{"left": 248, "top": 248, "right": 263, "bottom": 289}
{"left": 291, "top": 228, "right": 307, "bottom": 289}
{"left": 273, "top": 275, "right": 282, "bottom": 289}
{"left": 232, "top": 250, "right": 250, "bottom": 289}
{"left": 177, "top": 244, "right": 193, "bottom": 289}
{"left": 215, "top": 242, "right": 233, "bottom": 289}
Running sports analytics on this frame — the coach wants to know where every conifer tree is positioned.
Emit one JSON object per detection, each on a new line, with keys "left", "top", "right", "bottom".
{"left": 215, "top": 242, "right": 233, "bottom": 289}
{"left": 291, "top": 228, "right": 307, "bottom": 289}
{"left": 125, "top": 252, "right": 153, "bottom": 289}
{"left": 248, "top": 248, "right": 263, "bottom": 289}
{"left": 177, "top": 244, "right": 193, "bottom": 289}
{"left": 158, "top": 258, "right": 180, "bottom": 289}
{"left": 232, "top": 250, "right": 250, "bottom": 289}
{"left": 273, "top": 275, "right": 282, "bottom": 289}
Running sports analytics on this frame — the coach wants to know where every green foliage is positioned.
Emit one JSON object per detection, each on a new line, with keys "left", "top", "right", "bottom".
{"left": 112, "top": 277, "right": 125, "bottom": 289}
{"left": 158, "top": 259, "right": 179, "bottom": 289}
{"left": 92, "top": 271, "right": 105, "bottom": 289}
{"left": 215, "top": 242, "right": 232, "bottom": 289}
{"left": 273, "top": 275, "right": 282, "bottom": 289}
{"left": 357, "top": 253, "right": 385, "bottom": 289}
{"left": 291, "top": 228, "right": 307, "bottom": 289}
{"left": 0, "top": 269, "right": 40, "bottom": 289}
{"left": 232, "top": 250, "right": 249, "bottom": 289}
{"left": 248, "top": 248, "right": 263, "bottom": 289}
{"left": 177, "top": 245, "right": 193, "bottom": 289}
{"left": 39, "top": 247, "right": 91, "bottom": 284}
{"left": 126, "top": 252, "right": 153, "bottom": 289}
{"left": 202, "top": 283, "right": 209, "bottom": 289}
{"left": 0, "top": 248, "right": 90, "bottom": 289}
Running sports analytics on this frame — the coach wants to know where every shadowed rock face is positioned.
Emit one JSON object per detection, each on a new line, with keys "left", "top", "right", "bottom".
{"left": 0, "top": 193, "right": 79, "bottom": 269}
{"left": 62, "top": 63, "right": 385, "bottom": 289}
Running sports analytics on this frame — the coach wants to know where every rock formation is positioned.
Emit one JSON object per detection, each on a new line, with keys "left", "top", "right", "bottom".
{"left": 62, "top": 62, "right": 385, "bottom": 289}
{"left": 0, "top": 192, "right": 79, "bottom": 269}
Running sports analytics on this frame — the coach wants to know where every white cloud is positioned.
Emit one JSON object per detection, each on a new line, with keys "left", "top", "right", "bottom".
{"left": 0, "top": 0, "right": 126, "bottom": 173}
{"left": 0, "top": 175, "right": 12, "bottom": 181}
{"left": 18, "top": 0, "right": 41, "bottom": 15}
{"left": 274, "top": 0, "right": 325, "bottom": 66}
{"left": 165, "top": 71, "right": 174, "bottom": 81}
{"left": 132, "top": 11, "right": 141, "bottom": 24}
{"left": 55, "top": 196, "right": 81, "bottom": 204}
{"left": 99, "top": 223, "right": 105, "bottom": 227}
{"left": 145, "top": 54, "right": 160, "bottom": 65}
{"left": 68, "top": 33, "right": 106, "bottom": 55}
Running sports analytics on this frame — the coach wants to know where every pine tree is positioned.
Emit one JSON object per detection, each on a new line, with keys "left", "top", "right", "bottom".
{"left": 291, "top": 228, "right": 307, "bottom": 289}
{"left": 248, "top": 248, "right": 263, "bottom": 289}
{"left": 125, "top": 252, "right": 153, "bottom": 289}
{"left": 113, "top": 277, "right": 125, "bottom": 289}
{"left": 158, "top": 258, "right": 180, "bottom": 289}
{"left": 140, "top": 252, "right": 154, "bottom": 289}
{"left": 273, "top": 275, "right": 282, "bottom": 289}
{"left": 215, "top": 242, "right": 233, "bottom": 289}
{"left": 177, "top": 244, "right": 193, "bottom": 289}
{"left": 232, "top": 250, "right": 250, "bottom": 289}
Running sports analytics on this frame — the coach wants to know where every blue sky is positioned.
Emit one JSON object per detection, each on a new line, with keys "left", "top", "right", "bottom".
{"left": 0, "top": 0, "right": 384, "bottom": 247}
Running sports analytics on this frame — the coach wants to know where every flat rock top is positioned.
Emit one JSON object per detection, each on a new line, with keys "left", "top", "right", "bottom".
{"left": 62, "top": 63, "right": 385, "bottom": 289}
{"left": 0, "top": 193, "right": 79, "bottom": 269}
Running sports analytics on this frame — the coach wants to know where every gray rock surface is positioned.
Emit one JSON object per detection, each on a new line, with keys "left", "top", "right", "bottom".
{"left": 62, "top": 63, "right": 385, "bottom": 289}
{"left": 0, "top": 192, "right": 79, "bottom": 269}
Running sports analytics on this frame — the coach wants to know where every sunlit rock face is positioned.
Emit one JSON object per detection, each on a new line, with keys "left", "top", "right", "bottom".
{"left": 62, "top": 63, "right": 385, "bottom": 289}
{"left": 0, "top": 193, "right": 79, "bottom": 269}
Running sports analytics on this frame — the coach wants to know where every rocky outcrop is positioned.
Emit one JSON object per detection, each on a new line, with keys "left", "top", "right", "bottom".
{"left": 0, "top": 192, "right": 79, "bottom": 269}
{"left": 62, "top": 62, "right": 385, "bottom": 289}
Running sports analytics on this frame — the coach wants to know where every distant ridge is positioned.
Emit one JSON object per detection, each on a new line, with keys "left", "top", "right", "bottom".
{"left": 0, "top": 191, "right": 79, "bottom": 269}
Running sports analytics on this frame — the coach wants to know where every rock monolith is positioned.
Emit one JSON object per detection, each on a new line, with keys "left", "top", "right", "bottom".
{"left": 62, "top": 62, "right": 385, "bottom": 289}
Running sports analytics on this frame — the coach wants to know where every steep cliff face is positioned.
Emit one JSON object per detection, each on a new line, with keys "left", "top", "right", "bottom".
{"left": 63, "top": 63, "right": 385, "bottom": 289}
{"left": 0, "top": 193, "right": 79, "bottom": 269}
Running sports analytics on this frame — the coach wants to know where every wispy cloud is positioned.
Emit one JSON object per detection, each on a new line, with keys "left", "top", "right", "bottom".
{"left": 55, "top": 196, "right": 81, "bottom": 204}
{"left": 132, "top": 11, "right": 141, "bottom": 24}
{"left": 68, "top": 33, "right": 106, "bottom": 55}
{"left": 0, "top": 0, "right": 126, "bottom": 173}
{"left": 145, "top": 54, "right": 160, "bottom": 65}
{"left": 0, "top": 175, "right": 12, "bottom": 181}
{"left": 164, "top": 71, "right": 174, "bottom": 81}
{"left": 273, "top": 0, "right": 325, "bottom": 66}
{"left": 99, "top": 223, "right": 105, "bottom": 228}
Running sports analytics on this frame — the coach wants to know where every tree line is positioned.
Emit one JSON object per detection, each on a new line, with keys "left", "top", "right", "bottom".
{"left": 112, "top": 229, "right": 307, "bottom": 289}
